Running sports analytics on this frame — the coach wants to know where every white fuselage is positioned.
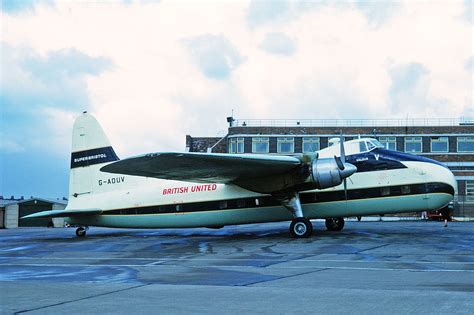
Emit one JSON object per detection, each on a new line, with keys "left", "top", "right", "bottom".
{"left": 66, "top": 157, "right": 456, "bottom": 229}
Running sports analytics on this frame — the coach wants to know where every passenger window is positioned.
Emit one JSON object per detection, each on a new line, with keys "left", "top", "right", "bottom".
{"left": 381, "top": 187, "right": 390, "bottom": 196}
{"left": 219, "top": 201, "right": 228, "bottom": 209}
{"left": 401, "top": 186, "right": 411, "bottom": 194}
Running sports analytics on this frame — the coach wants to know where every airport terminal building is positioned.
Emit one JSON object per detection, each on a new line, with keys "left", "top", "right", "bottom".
{"left": 186, "top": 117, "right": 474, "bottom": 216}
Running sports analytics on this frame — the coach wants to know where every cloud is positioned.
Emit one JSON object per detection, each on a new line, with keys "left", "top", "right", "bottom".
{"left": 465, "top": 0, "right": 473, "bottom": 23}
{"left": 388, "top": 62, "right": 448, "bottom": 116}
{"left": 0, "top": 43, "right": 113, "bottom": 153}
{"left": 183, "top": 34, "right": 244, "bottom": 80}
{"left": 465, "top": 56, "right": 474, "bottom": 72}
{"left": 259, "top": 32, "right": 296, "bottom": 56}
{"left": 355, "top": 1, "right": 400, "bottom": 27}
{"left": 246, "top": 0, "right": 290, "bottom": 27}
{"left": 1, "top": 0, "right": 472, "bottom": 197}
{"left": 22, "top": 48, "right": 113, "bottom": 82}
{"left": 245, "top": 0, "right": 399, "bottom": 29}
{"left": 0, "top": 0, "right": 53, "bottom": 14}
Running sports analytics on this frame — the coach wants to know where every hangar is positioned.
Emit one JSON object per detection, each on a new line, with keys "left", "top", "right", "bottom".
{"left": 186, "top": 117, "right": 474, "bottom": 217}
{"left": 0, "top": 196, "right": 67, "bottom": 228}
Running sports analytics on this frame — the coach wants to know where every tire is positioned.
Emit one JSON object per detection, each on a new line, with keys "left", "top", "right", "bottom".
{"left": 76, "top": 227, "right": 86, "bottom": 237}
{"left": 290, "top": 218, "right": 313, "bottom": 238}
{"left": 325, "top": 217, "right": 345, "bottom": 231}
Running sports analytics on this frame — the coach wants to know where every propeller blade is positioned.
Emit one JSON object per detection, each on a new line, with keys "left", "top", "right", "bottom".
{"left": 334, "top": 155, "right": 344, "bottom": 170}
{"left": 339, "top": 131, "right": 346, "bottom": 164}
{"left": 343, "top": 178, "right": 348, "bottom": 201}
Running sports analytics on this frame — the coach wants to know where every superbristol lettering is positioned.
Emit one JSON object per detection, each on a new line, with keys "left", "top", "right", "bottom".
{"left": 74, "top": 153, "right": 107, "bottom": 163}
{"left": 98, "top": 177, "right": 125, "bottom": 186}
{"left": 162, "top": 184, "right": 217, "bottom": 195}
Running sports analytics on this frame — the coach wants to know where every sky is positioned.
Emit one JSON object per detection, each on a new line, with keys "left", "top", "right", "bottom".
{"left": 0, "top": 0, "right": 473, "bottom": 198}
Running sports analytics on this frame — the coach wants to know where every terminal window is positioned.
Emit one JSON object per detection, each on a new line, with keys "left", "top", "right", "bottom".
{"left": 252, "top": 137, "right": 269, "bottom": 153}
{"left": 277, "top": 137, "right": 294, "bottom": 153}
{"left": 405, "top": 137, "right": 422, "bottom": 153}
{"left": 467, "top": 181, "right": 474, "bottom": 203}
{"left": 302, "top": 137, "right": 320, "bottom": 153}
{"left": 228, "top": 137, "right": 244, "bottom": 154}
{"left": 431, "top": 137, "right": 449, "bottom": 153}
{"left": 457, "top": 137, "right": 474, "bottom": 152}
{"left": 379, "top": 136, "right": 397, "bottom": 150}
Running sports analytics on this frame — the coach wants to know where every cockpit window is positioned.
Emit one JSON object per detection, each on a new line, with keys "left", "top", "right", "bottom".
{"left": 359, "top": 141, "right": 368, "bottom": 152}
{"left": 368, "top": 139, "right": 385, "bottom": 150}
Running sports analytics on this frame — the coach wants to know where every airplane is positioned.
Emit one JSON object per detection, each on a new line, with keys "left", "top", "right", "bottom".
{"left": 23, "top": 112, "right": 457, "bottom": 238}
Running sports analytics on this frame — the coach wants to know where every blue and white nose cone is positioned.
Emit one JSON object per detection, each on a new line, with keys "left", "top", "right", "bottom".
{"left": 401, "top": 155, "right": 457, "bottom": 211}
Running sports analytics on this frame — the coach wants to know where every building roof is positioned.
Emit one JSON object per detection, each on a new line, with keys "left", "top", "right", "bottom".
{"left": 0, "top": 197, "right": 68, "bottom": 207}
{"left": 229, "top": 117, "right": 474, "bottom": 128}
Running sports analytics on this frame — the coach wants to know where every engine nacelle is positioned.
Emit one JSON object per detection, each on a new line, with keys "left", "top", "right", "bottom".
{"left": 311, "top": 157, "right": 357, "bottom": 189}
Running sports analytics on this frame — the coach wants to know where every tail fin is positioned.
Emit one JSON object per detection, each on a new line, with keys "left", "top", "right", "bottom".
{"left": 69, "top": 112, "right": 119, "bottom": 198}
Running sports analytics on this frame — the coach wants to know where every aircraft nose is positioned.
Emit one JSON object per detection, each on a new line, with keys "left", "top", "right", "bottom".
{"left": 420, "top": 162, "right": 457, "bottom": 210}
{"left": 340, "top": 163, "right": 357, "bottom": 179}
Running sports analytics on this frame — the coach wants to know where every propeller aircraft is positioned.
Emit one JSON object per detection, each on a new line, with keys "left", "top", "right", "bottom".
{"left": 23, "top": 113, "right": 456, "bottom": 238}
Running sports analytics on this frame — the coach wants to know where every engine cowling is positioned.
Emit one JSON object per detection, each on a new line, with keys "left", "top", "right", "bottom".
{"left": 311, "top": 157, "right": 357, "bottom": 189}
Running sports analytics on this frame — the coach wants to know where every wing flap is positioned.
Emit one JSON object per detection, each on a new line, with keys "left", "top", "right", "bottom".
{"left": 100, "top": 152, "right": 302, "bottom": 183}
{"left": 21, "top": 208, "right": 102, "bottom": 219}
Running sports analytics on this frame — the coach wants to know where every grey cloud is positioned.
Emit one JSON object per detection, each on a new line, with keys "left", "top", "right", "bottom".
{"left": 183, "top": 34, "right": 243, "bottom": 80}
{"left": 388, "top": 62, "right": 448, "bottom": 115}
{"left": 259, "top": 32, "right": 296, "bottom": 56}
{"left": 465, "top": 56, "right": 474, "bottom": 72}
{"left": 355, "top": 1, "right": 400, "bottom": 27}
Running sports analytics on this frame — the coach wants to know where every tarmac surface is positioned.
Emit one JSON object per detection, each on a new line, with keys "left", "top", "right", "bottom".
{"left": 1, "top": 221, "right": 474, "bottom": 314}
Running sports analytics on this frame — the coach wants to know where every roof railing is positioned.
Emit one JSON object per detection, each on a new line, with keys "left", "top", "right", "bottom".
{"left": 230, "top": 117, "right": 474, "bottom": 128}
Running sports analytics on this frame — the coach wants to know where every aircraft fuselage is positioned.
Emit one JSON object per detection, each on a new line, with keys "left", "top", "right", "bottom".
{"left": 66, "top": 148, "right": 456, "bottom": 229}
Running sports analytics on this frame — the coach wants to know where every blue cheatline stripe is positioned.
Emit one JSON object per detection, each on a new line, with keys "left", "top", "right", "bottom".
{"left": 100, "top": 182, "right": 454, "bottom": 216}
{"left": 70, "top": 146, "right": 119, "bottom": 169}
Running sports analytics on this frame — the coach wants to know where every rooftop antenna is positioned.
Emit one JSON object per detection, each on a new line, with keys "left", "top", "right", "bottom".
{"left": 226, "top": 109, "right": 235, "bottom": 127}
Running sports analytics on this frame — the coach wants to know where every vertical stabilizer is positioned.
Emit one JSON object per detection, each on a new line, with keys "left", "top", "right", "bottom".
{"left": 69, "top": 112, "right": 119, "bottom": 197}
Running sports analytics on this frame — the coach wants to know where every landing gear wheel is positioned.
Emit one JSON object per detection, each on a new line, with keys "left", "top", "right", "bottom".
{"left": 325, "top": 217, "right": 345, "bottom": 231}
{"left": 290, "top": 218, "right": 313, "bottom": 238}
{"left": 76, "top": 227, "right": 87, "bottom": 237}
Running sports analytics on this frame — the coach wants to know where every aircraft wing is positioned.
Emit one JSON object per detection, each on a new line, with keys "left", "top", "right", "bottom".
{"left": 21, "top": 208, "right": 102, "bottom": 219}
{"left": 100, "top": 152, "right": 302, "bottom": 184}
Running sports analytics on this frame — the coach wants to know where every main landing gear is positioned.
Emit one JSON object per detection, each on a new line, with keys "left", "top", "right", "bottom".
{"left": 75, "top": 226, "right": 89, "bottom": 237}
{"left": 279, "top": 193, "right": 313, "bottom": 238}
{"left": 325, "top": 217, "right": 345, "bottom": 231}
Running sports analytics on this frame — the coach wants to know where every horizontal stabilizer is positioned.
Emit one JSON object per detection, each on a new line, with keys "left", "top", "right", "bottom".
{"left": 100, "top": 152, "right": 302, "bottom": 183}
{"left": 21, "top": 208, "right": 102, "bottom": 219}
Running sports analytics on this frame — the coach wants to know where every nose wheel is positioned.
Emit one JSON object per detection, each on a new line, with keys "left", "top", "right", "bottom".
{"left": 75, "top": 226, "right": 88, "bottom": 237}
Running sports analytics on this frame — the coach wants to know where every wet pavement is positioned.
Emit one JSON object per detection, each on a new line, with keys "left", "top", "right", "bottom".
{"left": 1, "top": 221, "right": 473, "bottom": 314}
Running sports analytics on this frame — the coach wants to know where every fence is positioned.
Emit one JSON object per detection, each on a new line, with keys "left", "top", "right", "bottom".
{"left": 454, "top": 194, "right": 474, "bottom": 218}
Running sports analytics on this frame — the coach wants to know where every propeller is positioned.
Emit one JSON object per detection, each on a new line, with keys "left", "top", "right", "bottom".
{"left": 339, "top": 131, "right": 349, "bottom": 201}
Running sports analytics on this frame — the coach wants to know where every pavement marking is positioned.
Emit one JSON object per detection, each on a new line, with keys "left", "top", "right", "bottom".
{"left": 1, "top": 256, "right": 474, "bottom": 265}
{"left": 14, "top": 284, "right": 148, "bottom": 314}
{"left": 1, "top": 263, "right": 473, "bottom": 273}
